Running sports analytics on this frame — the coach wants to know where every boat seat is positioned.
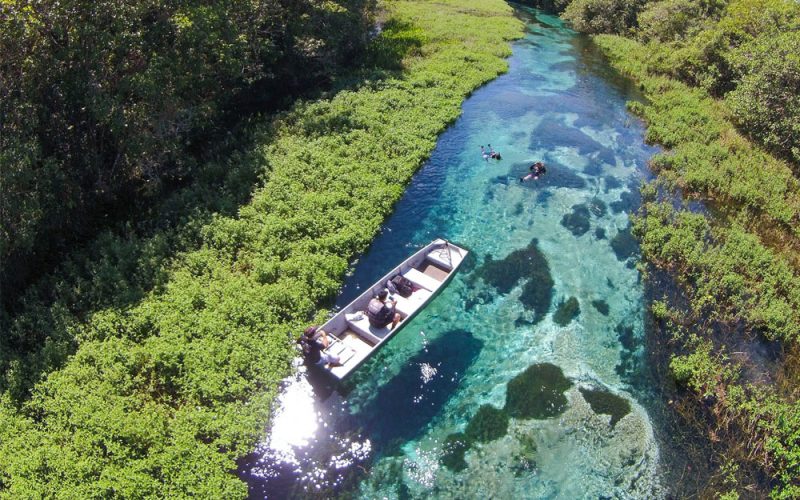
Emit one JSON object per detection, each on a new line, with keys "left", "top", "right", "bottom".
{"left": 393, "top": 287, "right": 433, "bottom": 317}
{"left": 426, "top": 247, "right": 454, "bottom": 270}
{"left": 402, "top": 267, "right": 442, "bottom": 292}
{"left": 325, "top": 340, "right": 356, "bottom": 365}
{"left": 347, "top": 315, "right": 394, "bottom": 341}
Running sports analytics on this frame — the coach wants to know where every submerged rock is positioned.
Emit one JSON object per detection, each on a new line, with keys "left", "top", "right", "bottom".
{"left": 579, "top": 388, "right": 632, "bottom": 428}
{"left": 594, "top": 227, "right": 606, "bottom": 240}
{"left": 505, "top": 363, "right": 573, "bottom": 419}
{"left": 466, "top": 405, "right": 510, "bottom": 443}
{"left": 561, "top": 204, "right": 591, "bottom": 236}
{"left": 471, "top": 239, "right": 554, "bottom": 323}
{"left": 553, "top": 296, "right": 580, "bottom": 326}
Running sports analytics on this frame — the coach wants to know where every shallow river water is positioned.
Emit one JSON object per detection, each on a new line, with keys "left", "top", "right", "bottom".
{"left": 240, "top": 8, "right": 666, "bottom": 498}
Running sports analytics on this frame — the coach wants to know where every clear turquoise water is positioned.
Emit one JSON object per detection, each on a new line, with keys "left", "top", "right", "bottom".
{"left": 241, "top": 9, "right": 664, "bottom": 498}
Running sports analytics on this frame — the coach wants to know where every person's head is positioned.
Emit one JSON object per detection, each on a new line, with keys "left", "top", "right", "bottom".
{"left": 377, "top": 289, "right": 389, "bottom": 300}
{"left": 304, "top": 326, "right": 318, "bottom": 338}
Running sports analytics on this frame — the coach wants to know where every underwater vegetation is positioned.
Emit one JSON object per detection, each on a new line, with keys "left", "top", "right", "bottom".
{"left": 561, "top": 204, "right": 592, "bottom": 236}
{"left": 591, "top": 299, "right": 610, "bottom": 316}
{"left": 610, "top": 225, "right": 639, "bottom": 261}
{"left": 465, "top": 404, "right": 510, "bottom": 443}
{"left": 505, "top": 362, "right": 573, "bottom": 419}
{"left": 609, "top": 188, "right": 640, "bottom": 214}
{"left": 441, "top": 432, "right": 470, "bottom": 472}
{"left": 615, "top": 322, "right": 640, "bottom": 378}
{"left": 440, "top": 404, "right": 510, "bottom": 472}
{"left": 579, "top": 388, "right": 631, "bottom": 428}
{"left": 472, "top": 239, "right": 554, "bottom": 323}
{"left": 553, "top": 296, "right": 581, "bottom": 326}
{"left": 361, "top": 329, "right": 482, "bottom": 446}
{"left": 588, "top": 198, "right": 607, "bottom": 217}
{"left": 595, "top": 227, "right": 607, "bottom": 239}
{"left": 529, "top": 120, "right": 616, "bottom": 166}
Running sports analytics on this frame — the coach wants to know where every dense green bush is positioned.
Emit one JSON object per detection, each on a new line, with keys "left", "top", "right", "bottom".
{"left": 726, "top": 31, "right": 800, "bottom": 164}
{"left": 0, "top": 0, "right": 375, "bottom": 300}
{"left": 562, "top": 0, "right": 643, "bottom": 35}
{"left": 0, "top": 0, "right": 523, "bottom": 495}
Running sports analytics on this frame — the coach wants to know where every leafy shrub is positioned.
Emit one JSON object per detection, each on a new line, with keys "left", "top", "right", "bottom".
{"left": 562, "top": 0, "right": 644, "bottom": 35}
{"left": 726, "top": 32, "right": 800, "bottom": 164}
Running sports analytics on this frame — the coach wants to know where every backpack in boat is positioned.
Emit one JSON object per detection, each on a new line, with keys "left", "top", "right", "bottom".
{"left": 391, "top": 274, "right": 414, "bottom": 298}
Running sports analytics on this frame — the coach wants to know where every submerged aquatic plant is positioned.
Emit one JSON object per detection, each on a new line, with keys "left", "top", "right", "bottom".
{"left": 441, "top": 432, "right": 470, "bottom": 472}
{"left": 465, "top": 404, "right": 510, "bottom": 443}
{"left": 579, "top": 387, "right": 631, "bottom": 428}
{"left": 505, "top": 362, "right": 573, "bottom": 419}
{"left": 610, "top": 224, "right": 639, "bottom": 261}
{"left": 472, "top": 239, "right": 554, "bottom": 323}
{"left": 591, "top": 299, "right": 610, "bottom": 315}
{"left": 553, "top": 296, "right": 581, "bottom": 326}
{"left": 561, "top": 204, "right": 592, "bottom": 236}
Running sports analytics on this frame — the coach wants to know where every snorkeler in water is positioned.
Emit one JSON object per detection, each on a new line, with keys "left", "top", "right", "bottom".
{"left": 520, "top": 161, "right": 546, "bottom": 182}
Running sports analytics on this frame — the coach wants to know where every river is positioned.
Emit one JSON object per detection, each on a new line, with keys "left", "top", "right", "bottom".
{"left": 239, "top": 7, "right": 668, "bottom": 498}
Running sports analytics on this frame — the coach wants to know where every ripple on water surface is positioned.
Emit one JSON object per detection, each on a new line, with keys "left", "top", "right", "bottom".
{"left": 241, "top": 7, "right": 664, "bottom": 499}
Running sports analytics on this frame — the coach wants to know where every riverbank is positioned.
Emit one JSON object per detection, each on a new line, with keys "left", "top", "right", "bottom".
{"left": 0, "top": 1, "right": 523, "bottom": 495}
{"left": 594, "top": 34, "right": 800, "bottom": 498}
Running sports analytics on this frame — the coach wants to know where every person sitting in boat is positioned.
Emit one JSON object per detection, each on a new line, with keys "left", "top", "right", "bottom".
{"left": 366, "top": 289, "right": 401, "bottom": 329}
{"left": 480, "top": 145, "right": 491, "bottom": 162}
{"left": 299, "top": 326, "right": 341, "bottom": 367}
{"left": 520, "top": 161, "right": 546, "bottom": 182}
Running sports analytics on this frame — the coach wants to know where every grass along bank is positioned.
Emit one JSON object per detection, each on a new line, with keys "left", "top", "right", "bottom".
{"left": 0, "top": 1, "right": 523, "bottom": 496}
{"left": 594, "top": 33, "right": 800, "bottom": 498}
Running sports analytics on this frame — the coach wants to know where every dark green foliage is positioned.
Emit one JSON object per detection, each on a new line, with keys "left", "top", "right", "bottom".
{"left": 610, "top": 225, "right": 639, "bottom": 261}
{"left": 465, "top": 404, "right": 510, "bottom": 443}
{"left": 0, "top": 0, "right": 377, "bottom": 301}
{"left": 562, "top": 0, "right": 644, "bottom": 35}
{"left": 726, "top": 31, "right": 800, "bottom": 164}
{"left": 505, "top": 363, "right": 573, "bottom": 419}
{"left": 473, "top": 239, "right": 554, "bottom": 323}
{"left": 579, "top": 388, "right": 631, "bottom": 427}
{"left": 560, "top": 204, "right": 591, "bottom": 236}
{"left": 591, "top": 299, "right": 610, "bottom": 315}
{"left": 553, "top": 297, "right": 581, "bottom": 326}
{"left": 441, "top": 432, "right": 470, "bottom": 472}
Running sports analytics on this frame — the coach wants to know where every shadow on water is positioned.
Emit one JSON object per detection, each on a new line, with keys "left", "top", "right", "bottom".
{"left": 240, "top": 329, "right": 482, "bottom": 499}
{"left": 357, "top": 329, "right": 483, "bottom": 448}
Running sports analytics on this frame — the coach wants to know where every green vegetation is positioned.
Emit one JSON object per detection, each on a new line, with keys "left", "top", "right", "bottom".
{"left": 0, "top": 0, "right": 376, "bottom": 300}
{"left": 441, "top": 432, "right": 470, "bottom": 472}
{"left": 578, "top": 387, "right": 631, "bottom": 427}
{"left": 472, "top": 239, "right": 554, "bottom": 323}
{"left": 0, "top": 0, "right": 523, "bottom": 495}
{"left": 553, "top": 296, "right": 581, "bottom": 326}
{"left": 522, "top": 0, "right": 800, "bottom": 495}
{"left": 465, "top": 404, "right": 510, "bottom": 443}
{"left": 440, "top": 403, "right": 509, "bottom": 472}
{"left": 505, "top": 362, "right": 573, "bottom": 419}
